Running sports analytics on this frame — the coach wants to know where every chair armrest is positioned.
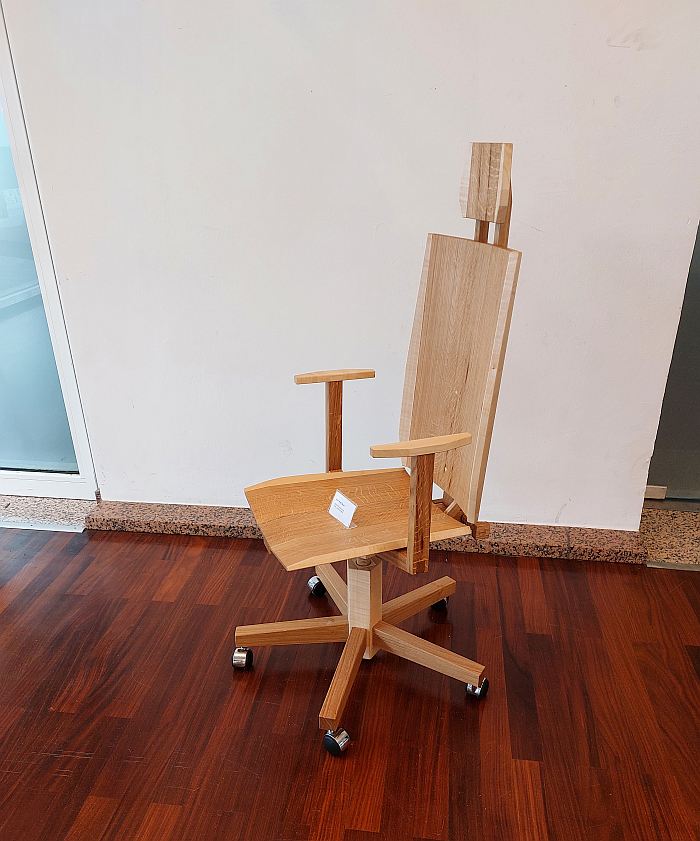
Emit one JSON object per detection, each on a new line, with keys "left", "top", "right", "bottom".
{"left": 369, "top": 432, "right": 472, "bottom": 459}
{"left": 294, "top": 369, "right": 375, "bottom": 384}
{"left": 294, "top": 368, "right": 375, "bottom": 471}
{"left": 371, "top": 433, "right": 472, "bottom": 573}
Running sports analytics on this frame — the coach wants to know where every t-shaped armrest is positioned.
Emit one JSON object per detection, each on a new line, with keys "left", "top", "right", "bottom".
{"left": 295, "top": 368, "right": 375, "bottom": 471}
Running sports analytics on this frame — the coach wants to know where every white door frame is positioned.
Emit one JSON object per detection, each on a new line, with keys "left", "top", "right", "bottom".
{"left": 0, "top": 5, "right": 97, "bottom": 500}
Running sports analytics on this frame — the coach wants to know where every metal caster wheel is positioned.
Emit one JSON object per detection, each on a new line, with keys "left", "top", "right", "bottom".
{"left": 323, "top": 727, "right": 350, "bottom": 756}
{"left": 430, "top": 596, "right": 449, "bottom": 611}
{"left": 232, "top": 647, "right": 253, "bottom": 670}
{"left": 308, "top": 575, "right": 327, "bottom": 598}
{"left": 466, "top": 678, "right": 489, "bottom": 699}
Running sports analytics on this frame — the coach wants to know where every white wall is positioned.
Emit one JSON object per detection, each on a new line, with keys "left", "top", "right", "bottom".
{"left": 4, "top": 0, "right": 700, "bottom": 529}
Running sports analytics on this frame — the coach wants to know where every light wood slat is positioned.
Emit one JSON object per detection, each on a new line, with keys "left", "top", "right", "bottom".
{"left": 235, "top": 615, "right": 348, "bottom": 647}
{"left": 407, "top": 453, "right": 434, "bottom": 573}
{"left": 314, "top": 563, "right": 347, "bottom": 614}
{"left": 460, "top": 142, "right": 512, "bottom": 223}
{"left": 373, "top": 549, "right": 411, "bottom": 574}
{"left": 325, "top": 381, "right": 343, "bottom": 472}
{"left": 318, "top": 626, "right": 367, "bottom": 730}
{"left": 399, "top": 234, "right": 521, "bottom": 525}
{"left": 381, "top": 576, "right": 456, "bottom": 625}
{"left": 474, "top": 219, "right": 490, "bottom": 243}
{"left": 370, "top": 433, "right": 471, "bottom": 459}
{"left": 372, "top": 621, "right": 484, "bottom": 686}
{"left": 294, "top": 369, "right": 375, "bottom": 384}
{"left": 494, "top": 188, "right": 512, "bottom": 248}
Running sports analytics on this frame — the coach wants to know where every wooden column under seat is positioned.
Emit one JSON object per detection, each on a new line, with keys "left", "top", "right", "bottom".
{"left": 346, "top": 557, "right": 382, "bottom": 659}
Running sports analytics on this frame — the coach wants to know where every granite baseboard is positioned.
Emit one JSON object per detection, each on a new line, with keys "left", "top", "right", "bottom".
{"left": 1, "top": 494, "right": 97, "bottom": 532}
{"left": 86, "top": 500, "right": 647, "bottom": 564}
{"left": 639, "top": 508, "right": 700, "bottom": 566}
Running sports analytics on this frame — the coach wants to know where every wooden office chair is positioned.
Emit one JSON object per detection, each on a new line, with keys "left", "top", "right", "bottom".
{"left": 233, "top": 143, "right": 521, "bottom": 756}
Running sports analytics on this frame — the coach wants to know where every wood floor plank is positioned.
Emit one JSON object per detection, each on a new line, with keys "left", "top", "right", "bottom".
{"left": 496, "top": 559, "right": 542, "bottom": 762}
{"left": 517, "top": 557, "right": 553, "bottom": 635}
{"left": 511, "top": 759, "right": 548, "bottom": 841}
{"left": 63, "top": 796, "right": 119, "bottom": 841}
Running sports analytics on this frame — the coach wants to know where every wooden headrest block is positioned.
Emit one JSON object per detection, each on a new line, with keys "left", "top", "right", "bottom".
{"left": 459, "top": 142, "right": 512, "bottom": 224}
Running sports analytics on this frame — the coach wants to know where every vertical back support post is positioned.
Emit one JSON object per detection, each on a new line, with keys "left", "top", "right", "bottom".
{"left": 493, "top": 190, "right": 512, "bottom": 249}
{"left": 474, "top": 220, "right": 490, "bottom": 243}
{"left": 407, "top": 453, "right": 434, "bottom": 574}
{"left": 326, "top": 381, "right": 343, "bottom": 471}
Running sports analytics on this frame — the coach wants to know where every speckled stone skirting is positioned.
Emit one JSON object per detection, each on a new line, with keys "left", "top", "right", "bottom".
{"left": 640, "top": 508, "right": 700, "bottom": 566}
{"left": 0, "top": 494, "right": 97, "bottom": 532}
{"left": 85, "top": 500, "right": 647, "bottom": 564}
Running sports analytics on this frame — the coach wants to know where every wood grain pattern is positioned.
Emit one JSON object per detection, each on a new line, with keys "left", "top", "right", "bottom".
{"left": 1, "top": 529, "right": 700, "bottom": 840}
{"left": 460, "top": 142, "right": 513, "bottom": 223}
{"left": 474, "top": 219, "right": 490, "bottom": 243}
{"left": 235, "top": 614, "right": 348, "bottom": 646}
{"left": 294, "top": 369, "right": 375, "bottom": 384}
{"left": 399, "top": 234, "right": 521, "bottom": 524}
{"left": 373, "top": 620, "right": 483, "bottom": 685}
{"left": 314, "top": 563, "right": 347, "bottom": 614}
{"left": 347, "top": 557, "right": 382, "bottom": 658}
{"left": 494, "top": 188, "right": 513, "bottom": 248}
{"left": 370, "top": 432, "right": 471, "bottom": 458}
{"left": 325, "top": 380, "right": 343, "bottom": 471}
{"left": 469, "top": 521, "right": 491, "bottom": 539}
{"left": 407, "top": 453, "right": 434, "bottom": 573}
{"left": 381, "top": 575, "right": 456, "bottom": 625}
{"left": 245, "top": 467, "right": 470, "bottom": 571}
{"left": 318, "top": 626, "right": 367, "bottom": 730}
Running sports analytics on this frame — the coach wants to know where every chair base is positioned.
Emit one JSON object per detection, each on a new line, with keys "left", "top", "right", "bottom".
{"left": 234, "top": 557, "right": 487, "bottom": 737}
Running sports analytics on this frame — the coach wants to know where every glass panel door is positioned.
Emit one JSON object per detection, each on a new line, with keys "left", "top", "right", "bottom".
{"left": 0, "top": 103, "right": 78, "bottom": 472}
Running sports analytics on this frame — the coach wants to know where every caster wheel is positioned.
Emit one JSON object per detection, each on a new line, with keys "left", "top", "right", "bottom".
{"left": 232, "top": 647, "right": 253, "bottom": 670}
{"left": 430, "top": 596, "right": 449, "bottom": 611}
{"left": 323, "top": 727, "right": 350, "bottom": 756}
{"left": 466, "top": 678, "right": 489, "bottom": 699}
{"left": 308, "top": 575, "right": 327, "bottom": 597}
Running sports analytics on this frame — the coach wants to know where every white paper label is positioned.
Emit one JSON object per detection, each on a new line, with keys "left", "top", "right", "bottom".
{"left": 328, "top": 490, "right": 357, "bottom": 528}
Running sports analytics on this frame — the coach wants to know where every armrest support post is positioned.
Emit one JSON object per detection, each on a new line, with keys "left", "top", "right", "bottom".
{"left": 371, "top": 432, "right": 472, "bottom": 574}
{"left": 295, "top": 368, "right": 375, "bottom": 474}
{"left": 407, "top": 453, "right": 434, "bottom": 573}
{"left": 326, "top": 381, "right": 343, "bottom": 472}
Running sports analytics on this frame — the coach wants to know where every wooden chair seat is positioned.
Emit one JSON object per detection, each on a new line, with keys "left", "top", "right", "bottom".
{"left": 246, "top": 467, "right": 471, "bottom": 571}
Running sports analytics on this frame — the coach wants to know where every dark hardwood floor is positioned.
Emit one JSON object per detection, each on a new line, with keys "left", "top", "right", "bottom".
{"left": 1, "top": 527, "right": 700, "bottom": 840}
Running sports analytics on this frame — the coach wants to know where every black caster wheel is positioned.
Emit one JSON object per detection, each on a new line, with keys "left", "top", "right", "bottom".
{"left": 232, "top": 647, "right": 253, "bottom": 670}
{"left": 430, "top": 596, "right": 449, "bottom": 611}
{"left": 323, "top": 727, "right": 351, "bottom": 756}
{"left": 466, "top": 678, "right": 489, "bottom": 699}
{"left": 308, "top": 575, "right": 327, "bottom": 597}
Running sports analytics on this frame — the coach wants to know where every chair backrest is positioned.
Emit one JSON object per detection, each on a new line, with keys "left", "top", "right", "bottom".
{"left": 399, "top": 144, "right": 521, "bottom": 525}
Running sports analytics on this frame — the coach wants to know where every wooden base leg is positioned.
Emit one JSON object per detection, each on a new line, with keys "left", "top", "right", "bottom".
{"left": 314, "top": 563, "right": 348, "bottom": 614}
{"left": 381, "top": 576, "right": 456, "bottom": 625}
{"left": 373, "top": 621, "right": 484, "bottom": 686}
{"left": 235, "top": 615, "right": 348, "bottom": 647}
{"left": 319, "top": 627, "right": 367, "bottom": 730}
